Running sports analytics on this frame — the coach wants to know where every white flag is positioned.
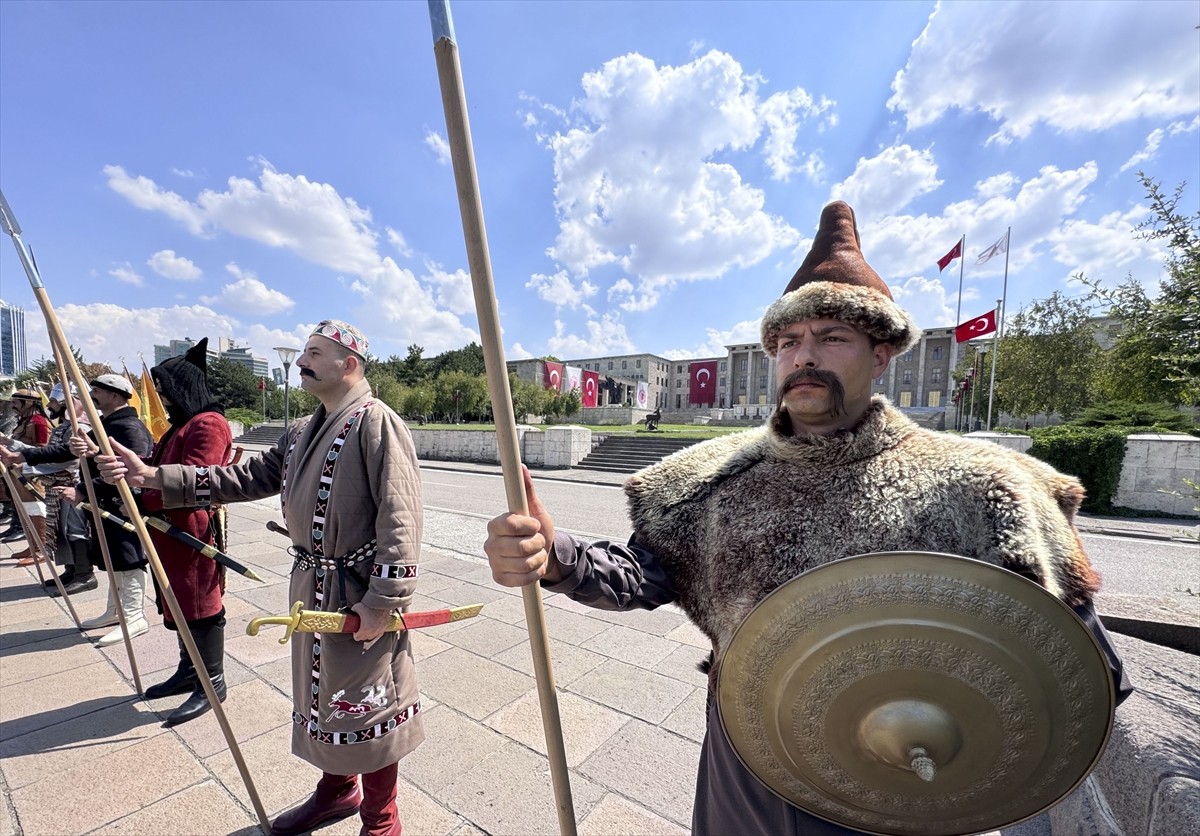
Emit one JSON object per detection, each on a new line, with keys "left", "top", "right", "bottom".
{"left": 976, "top": 230, "right": 1009, "bottom": 265}
{"left": 636, "top": 381, "right": 649, "bottom": 408}
{"left": 565, "top": 365, "right": 582, "bottom": 392}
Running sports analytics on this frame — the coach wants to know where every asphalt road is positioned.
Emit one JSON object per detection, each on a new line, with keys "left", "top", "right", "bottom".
{"left": 417, "top": 465, "right": 1199, "bottom": 620}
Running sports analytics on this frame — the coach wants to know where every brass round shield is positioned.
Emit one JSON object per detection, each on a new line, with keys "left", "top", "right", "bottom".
{"left": 717, "top": 552, "right": 1115, "bottom": 836}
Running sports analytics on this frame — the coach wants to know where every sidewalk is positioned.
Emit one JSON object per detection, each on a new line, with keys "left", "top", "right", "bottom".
{"left": 0, "top": 498, "right": 701, "bottom": 836}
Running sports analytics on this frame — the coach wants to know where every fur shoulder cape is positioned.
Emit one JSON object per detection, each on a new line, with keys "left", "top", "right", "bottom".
{"left": 624, "top": 399, "right": 1099, "bottom": 657}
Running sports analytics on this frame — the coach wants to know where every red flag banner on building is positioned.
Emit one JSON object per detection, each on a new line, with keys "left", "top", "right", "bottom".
{"left": 581, "top": 370, "right": 599, "bottom": 408}
{"left": 688, "top": 360, "right": 718, "bottom": 405}
{"left": 955, "top": 310, "right": 997, "bottom": 343}
{"left": 543, "top": 361, "right": 564, "bottom": 391}
{"left": 936, "top": 239, "right": 962, "bottom": 272}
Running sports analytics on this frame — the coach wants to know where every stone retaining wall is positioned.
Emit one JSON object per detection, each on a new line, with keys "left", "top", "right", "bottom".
{"left": 409, "top": 426, "right": 593, "bottom": 468}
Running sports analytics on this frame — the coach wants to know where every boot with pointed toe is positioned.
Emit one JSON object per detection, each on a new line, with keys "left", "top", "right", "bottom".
{"left": 271, "top": 774, "right": 361, "bottom": 836}
{"left": 359, "top": 763, "right": 401, "bottom": 836}
{"left": 145, "top": 635, "right": 197, "bottom": 700}
{"left": 163, "top": 617, "right": 226, "bottom": 727}
{"left": 97, "top": 570, "right": 149, "bottom": 647}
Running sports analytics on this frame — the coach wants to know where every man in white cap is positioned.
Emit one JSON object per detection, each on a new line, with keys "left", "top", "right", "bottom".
{"left": 98, "top": 320, "right": 422, "bottom": 836}
{"left": 482, "top": 202, "right": 1130, "bottom": 834}
{"left": 66, "top": 373, "right": 155, "bottom": 641}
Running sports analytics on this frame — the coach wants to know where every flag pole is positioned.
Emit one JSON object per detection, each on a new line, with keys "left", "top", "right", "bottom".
{"left": 986, "top": 298, "right": 1001, "bottom": 430}
{"left": 951, "top": 233, "right": 965, "bottom": 424}
{"left": 425, "top": 3, "right": 577, "bottom": 833}
{"left": 0, "top": 189, "right": 273, "bottom": 835}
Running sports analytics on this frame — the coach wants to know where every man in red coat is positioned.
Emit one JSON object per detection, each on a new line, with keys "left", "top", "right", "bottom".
{"left": 139, "top": 338, "right": 234, "bottom": 727}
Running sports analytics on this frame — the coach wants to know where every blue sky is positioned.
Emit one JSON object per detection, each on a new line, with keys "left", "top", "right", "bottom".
{"left": 1, "top": 0, "right": 1197, "bottom": 382}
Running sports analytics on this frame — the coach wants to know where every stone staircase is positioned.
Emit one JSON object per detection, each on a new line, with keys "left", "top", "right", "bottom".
{"left": 231, "top": 422, "right": 285, "bottom": 448}
{"left": 574, "top": 434, "right": 703, "bottom": 474}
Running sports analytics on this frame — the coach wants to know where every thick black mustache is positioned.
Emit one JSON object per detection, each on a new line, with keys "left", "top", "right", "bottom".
{"left": 776, "top": 368, "right": 847, "bottom": 417}
{"left": 299, "top": 368, "right": 319, "bottom": 380}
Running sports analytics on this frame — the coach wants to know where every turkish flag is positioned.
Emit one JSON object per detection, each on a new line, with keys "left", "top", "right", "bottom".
{"left": 937, "top": 240, "right": 962, "bottom": 272}
{"left": 581, "top": 370, "right": 599, "bottom": 407}
{"left": 543, "top": 361, "right": 564, "bottom": 391}
{"left": 954, "top": 310, "right": 997, "bottom": 343}
{"left": 689, "top": 360, "right": 718, "bottom": 404}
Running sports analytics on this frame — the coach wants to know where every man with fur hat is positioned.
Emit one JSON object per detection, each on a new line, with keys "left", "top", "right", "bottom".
{"left": 98, "top": 320, "right": 422, "bottom": 836}
{"left": 0, "top": 382, "right": 94, "bottom": 588}
{"left": 0, "top": 388, "right": 53, "bottom": 559}
{"left": 65, "top": 373, "right": 155, "bottom": 644}
{"left": 483, "top": 201, "right": 1130, "bottom": 834}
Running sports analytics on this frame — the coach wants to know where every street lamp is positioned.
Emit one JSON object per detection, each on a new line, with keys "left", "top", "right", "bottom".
{"left": 274, "top": 346, "right": 299, "bottom": 433}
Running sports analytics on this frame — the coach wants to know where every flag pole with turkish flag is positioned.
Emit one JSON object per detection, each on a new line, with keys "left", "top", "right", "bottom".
{"left": 954, "top": 309, "right": 997, "bottom": 343}
{"left": 688, "top": 360, "right": 718, "bottom": 405}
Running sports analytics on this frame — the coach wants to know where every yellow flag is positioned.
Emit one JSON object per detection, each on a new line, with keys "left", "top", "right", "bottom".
{"left": 140, "top": 361, "right": 170, "bottom": 441}
{"left": 121, "top": 362, "right": 143, "bottom": 414}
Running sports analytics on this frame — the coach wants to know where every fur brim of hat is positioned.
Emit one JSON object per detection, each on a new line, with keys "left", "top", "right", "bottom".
{"left": 761, "top": 281, "right": 920, "bottom": 356}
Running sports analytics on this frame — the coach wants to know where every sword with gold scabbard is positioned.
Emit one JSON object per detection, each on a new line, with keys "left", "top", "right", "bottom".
{"left": 247, "top": 600, "right": 485, "bottom": 644}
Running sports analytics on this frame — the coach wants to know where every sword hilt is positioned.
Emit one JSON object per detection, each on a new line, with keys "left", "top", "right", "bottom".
{"left": 246, "top": 601, "right": 304, "bottom": 645}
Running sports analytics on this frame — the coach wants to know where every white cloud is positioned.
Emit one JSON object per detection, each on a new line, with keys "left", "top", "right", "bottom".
{"left": 890, "top": 275, "right": 958, "bottom": 331}
{"left": 541, "top": 50, "right": 816, "bottom": 310}
{"left": 546, "top": 314, "right": 635, "bottom": 357}
{"left": 889, "top": 1, "right": 1200, "bottom": 144}
{"left": 103, "top": 160, "right": 479, "bottom": 356}
{"left": 663, "top": 317, "right": 763, "bottom": 360}
{"left": 526, "top": 270, "right": 597, "bottom": 310}
{"left": 424, "top": 129, "right": 451, "bottom": 166}
{"left": 831, "top": 145, "right": 942, "bottom": 222}
{"left": 509, "top": 342, "right": 534, "bottom": 360}
{"left": 171, "top": 168, "right": 196, "bottom": 178}
{"left": 199, "top": 263, "right": 295, "bottom": 314}
{"left": 424, "top": 262, "right": 475, "bottom": 315}
{"left": 1122, "top": 116, "right": 1200, "bottom": 172}
{"left": 147, "top": 249, "right": 202, "bottom": 280}
{"left": 386, "top": 227, "right": 413, "bottom": 258}
{"left": 1046, "top": 207, "right": 1167, "bottom": 287}
{"left": 108, "top": 263, "right": 144, "bottom": 286}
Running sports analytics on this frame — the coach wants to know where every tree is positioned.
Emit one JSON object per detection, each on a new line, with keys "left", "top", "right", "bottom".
{"left": 17, "top": 346, "right": 112, "bottom": 391}
{"left": 207, "top": 357, "right": 261, "bottom": 410}
{"left": 430, "top": 342, "right": 486, "bottom": 377}
{"left": 1082, "top": 174, "right": 1199, "bottom": 405}
{"left": 509, "top": 372, "right": 548, "bottom": 421}
{"left": 366, "top": 368, "right": 406, "bottom": 414}
{"left": 402, "top": 385, "right": 435, "bottom": 421}
{"left": 992, "top": 291, "right": 1100, "bottom": 421}
{"left": 381, "top": 344, "right": 429, "bottom": 386}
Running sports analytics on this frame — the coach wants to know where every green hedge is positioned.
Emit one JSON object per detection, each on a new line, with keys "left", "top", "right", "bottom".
{"left": 1026, "top": 426, "right": 1130, "bottom": 513}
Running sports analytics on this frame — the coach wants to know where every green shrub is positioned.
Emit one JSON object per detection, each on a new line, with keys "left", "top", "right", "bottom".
{"left": 1027, "top": 426, "right": 1129, "bottom": 513}
{"left": 225, "top": 407, "right": 264, "bottom": 428}
{"left": 1071, "top": 401, "right": 1195, "bottom": 432}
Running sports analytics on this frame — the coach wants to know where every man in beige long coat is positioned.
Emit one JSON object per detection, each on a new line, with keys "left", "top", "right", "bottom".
{"left": 99, "top": 320, "right": 421, "bottom": 836}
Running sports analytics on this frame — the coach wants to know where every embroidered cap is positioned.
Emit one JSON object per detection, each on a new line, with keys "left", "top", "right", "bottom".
{"left": 91, "top": 373, "right": 135, "bottom": 398}
{"left": 311, "top": 320, "right": 369, "bottom": 359}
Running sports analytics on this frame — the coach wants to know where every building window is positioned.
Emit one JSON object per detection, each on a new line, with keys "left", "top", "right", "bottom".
{"left": 738, "top": 380, "right": 746, "bottom": 390}
{"left": 932, "top": 346, "right": 943, "bottom": 361}
{"left": 931, "top": 368, "right": 942, "bottom": 384}
{"left": 740, "top": 358, "right": 748, "bottom": 371}
{"left": 760, "top": 356, "right": 769, "bottom": 369}
{"left": 720, "top": 361, "right": 727, "bottom": 371}
{"left": 927, "top": 391, "right": 941, "bottom": 407}
{"left": 902, "top": 369, "right": 912, "bottom": 384}
{"left": 608, "top": 361, "right": 613, "bottom": 370}
{"left": 622, "top": 360, "right": 627, "bottom": 369}
{"left": 719, "top": 377, "right": 726, "bottom": 388}
{"left": 874, "top": 375, "right": 884, "bottom": 385}
{"left": 676, "top": 394, "right": 682, "bottom": 409}
{"left": 677, "top": 365, "right": 683, "bottom": 373}
{"left": 904, "top": 350, "right": 914, "bottom": 362}
{"left": 636, "top": 359, "right": 641, "bottom": 368}
{"left": 759, "top": 374, "right": 768, "bottom": 388}
{"left": 899, "top": 391, "right": 913, "bottom": 407}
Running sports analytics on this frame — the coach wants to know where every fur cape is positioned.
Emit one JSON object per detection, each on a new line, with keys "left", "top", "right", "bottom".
{"left": 624, "top": 397, "right": 1100, "bottom": 663}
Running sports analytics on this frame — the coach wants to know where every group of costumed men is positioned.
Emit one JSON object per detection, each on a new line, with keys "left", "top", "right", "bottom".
{"left": 0, "top": 201, "right": 1130, "bottom": 836}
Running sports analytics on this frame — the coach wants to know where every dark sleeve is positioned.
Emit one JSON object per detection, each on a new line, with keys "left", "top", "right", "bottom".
{"left": 21, "top": 439, "right": 74, "bottom": 466}
{"left": 542, "top": 531, "right": 679, "bottom": 611}
{"left": 1074, "top": 601, "right": 1135, "bottom": 706}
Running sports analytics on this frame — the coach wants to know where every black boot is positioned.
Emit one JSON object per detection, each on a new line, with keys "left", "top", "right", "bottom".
{"left": 145, "top": 634, "right": 197, "bottom": 700}
{"left": 0, "top": 516, "right": 24, "bottom": 543}
{"left": 164, "top": 617, "right": 226, "bottom": 727}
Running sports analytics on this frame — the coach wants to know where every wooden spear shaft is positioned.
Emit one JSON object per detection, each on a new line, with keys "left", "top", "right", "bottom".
{"left": 50, "top": 360, "right": 145, "bottom": 695}
{"left": 0, "top": 190, "right": 272, "bottom": 835}
{"left": 426, "top": 3, "right": 576, "bottom": 832}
